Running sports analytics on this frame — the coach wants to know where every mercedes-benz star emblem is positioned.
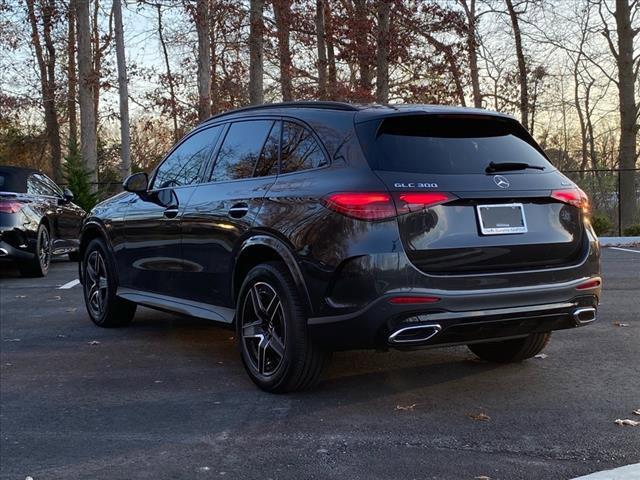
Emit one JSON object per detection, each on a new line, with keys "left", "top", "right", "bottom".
{"left": 493, "top": 175, "right": 510, "bottom": 189}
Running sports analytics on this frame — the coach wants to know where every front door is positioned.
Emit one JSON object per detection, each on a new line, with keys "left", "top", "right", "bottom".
{"left": 120, "top": 125, "right": 224, "bottom": 296}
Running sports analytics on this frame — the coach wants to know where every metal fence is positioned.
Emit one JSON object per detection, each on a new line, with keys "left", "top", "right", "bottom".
{"left": 81, "top": 168, "right": 640, "bottom": 237}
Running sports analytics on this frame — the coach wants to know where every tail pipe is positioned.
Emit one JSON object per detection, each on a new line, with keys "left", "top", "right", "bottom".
{"left": 388, "top": 324, "right": 442, "bottom": 345}
{"left": 0, "top": 248, "right": 7, "bottom": 257}
{"left": 573, "top": 307, "right": 596, "bottom": 325}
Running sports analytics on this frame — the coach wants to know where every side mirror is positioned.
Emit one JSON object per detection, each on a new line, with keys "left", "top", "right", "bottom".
{"left": 62, "top": 187, "right": 74, "bottom": 202}
{"left": 123, "top": 172, "right": 148, "bottom": 193}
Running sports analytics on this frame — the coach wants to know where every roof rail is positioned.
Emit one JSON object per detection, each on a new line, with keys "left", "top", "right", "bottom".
{"left": 202, "top": 101, "right": 359, "bottom": 123}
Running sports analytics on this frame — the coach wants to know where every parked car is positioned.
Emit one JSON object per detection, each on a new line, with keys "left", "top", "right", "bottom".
{"left": 0, "top": 166, "right": 85, "bottom": 277}
{"left": 79, "top": 102, "right": 601, "bottom": 392}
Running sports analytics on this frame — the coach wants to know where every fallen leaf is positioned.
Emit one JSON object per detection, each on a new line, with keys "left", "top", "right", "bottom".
{"left": 534, "top": 353, "right": 548, "bottom": 359}
{"left": 4, "top": 338, "right": 21, "bottom": 342}
{"left": 66, "top": 308, "right": 77, "bottom": 313}
{"left": 88, "top": 340, "right": 101, "bottom": 345}
{"left": 614, "top": 419, "right": 640, "bottom": 427}
{"left": 396, "top": 403, "right": 417, "bottom": 411}
{"left": 475, "top": 476, "right": 491, "bottom": 480}
{"left": 613, "top": 321, "right": 630, "bottom": 327}
{"left": 467, "top": 412, "right": 491, "bottom": 421}
{"left": 26, "top": 476, "right": 34, "bottom": 480}
{"left": 633, "top": 409, "right": 640, "bottom": 416}
{"left": 51, "top": 295, "right": 62, "bottom": 301}
{"left": 15, "top": 295, "right": 26, "bottom": 299}
{"left": 56, "top": 334, "right": 66, "bottom": 338}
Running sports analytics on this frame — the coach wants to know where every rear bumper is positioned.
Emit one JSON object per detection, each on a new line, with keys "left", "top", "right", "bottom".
{"left": 308, "top": 276, "right": 601, "bottom": 350}
{"left": 0, "top": 240, "right": 35, "bottom": 262}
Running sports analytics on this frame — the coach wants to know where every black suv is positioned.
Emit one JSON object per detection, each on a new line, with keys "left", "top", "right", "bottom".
{"left": 79, "top": 102, "right": 601, "bottom": 392}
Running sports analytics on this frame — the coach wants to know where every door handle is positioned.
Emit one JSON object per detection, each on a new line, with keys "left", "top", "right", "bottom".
{"left": 163, "top": 207, "right": 179, "bottom": 219}
{"left": 228, "top": 203, "right": 249, "bottom": 218}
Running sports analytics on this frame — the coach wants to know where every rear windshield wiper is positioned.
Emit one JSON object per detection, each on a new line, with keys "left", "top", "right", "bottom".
{"left": 486, "top": 161, "right": 545, "bottom": 173}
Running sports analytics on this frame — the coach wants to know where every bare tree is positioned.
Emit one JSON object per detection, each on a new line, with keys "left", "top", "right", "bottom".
{"left": 75, "top": 0, "right": 98, "bottom": 189}
{"left": 156, "top": 3, "right": 179, "bottom": 142}
{"left": 248, "top": 0, "right": 265, "bottom": 104}
{"left": 67, "top": 3, "right": 78, "bottom": 150}
{"left": 375, "top": 0, "right": 391, "bottom": 103}
{"left": 26, "top": 0, "right": 62, "bottom": 181}
{"left": 457, "top": 0, "right": 482, "bottom": 107}
{"left": 273, "top": 0, "right": 293, "bottom": 101}
{"left": 196, "top": 0, "right": 211, "bottom": 120}
{"left": 316, "top": 0, "right": 328, "bottom": 99}
{"left": 324, "top": 0, "right": 338, "bottom": 99}
{"left": 113, "top": 0, "right": 130, "bottom": 179}
{"left": 353, "top": 0, "right": 373, "bottom": 98}
{"left": 505, "top": 0, "right": 529, "bottom": 129}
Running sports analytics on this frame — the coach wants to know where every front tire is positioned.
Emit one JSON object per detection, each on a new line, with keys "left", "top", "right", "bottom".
{"left": 237, "top": 262, "right": 331, "bottom": 393}
{"left": 467, "top": 332, "right": 551, "bottom": 363}
{"left": 82, "top": 238, "right": 136, "bottom": 328}
{"left": 19, "top": 223, "right": 51, "bottom": 277}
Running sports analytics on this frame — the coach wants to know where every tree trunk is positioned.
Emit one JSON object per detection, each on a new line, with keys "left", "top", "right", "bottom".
{"left": 505, "top": 0, "right": 529, "bottom": 129}
{"left": 196, "top": 0, "right": 212, "bottom": 120}
{"left": 460, "top": 0, "right": 481, "bottom": 107}
{"left": 613, "top": 0, "right": 639, "bottom": 228}
{"left": 156, "top": 4, "right": 179, "bottom": 143}
{"left": 375, "top": 0, "right": 390, "bottom": 103}
{"left": 273, "top": 0, "right": 293, "bottom": 101}
{"left": 353, "top": 0, "right": 372, "bottom": 98}
{"left": 248, "top": 0, "right": 265, "bottom": 105}
{"left": 26, "top": 0, "right": 62, "bottom": 182}
{"left": 316, "top": 0, "right": 328, "bottom": 100}
{"left": 67, "top": 3, "right": 78, "bottom": 150}
{"left": 76, "top": 0, "right": 98, "bottom": 189}
{"left": 113, "top": 0, "right": 130, "bottom": 180}
{"left": 324, "top": 0, "right": 338, "bottom": 99}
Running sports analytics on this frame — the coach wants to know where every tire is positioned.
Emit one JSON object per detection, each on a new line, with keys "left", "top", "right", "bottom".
{"left": 19, "top": 223, "right": 51, "bottom": 277}
{"left": 236, "top": 261, "right": 331, "bottom": 393}
{"left": 468, "top": 332, "right": 551, "bottom": 363}
{"left": 68, "top": 251, "right": 80, "bottom": 262}
{"left": 82, "top": 238, "right": 136, "bottom": 328}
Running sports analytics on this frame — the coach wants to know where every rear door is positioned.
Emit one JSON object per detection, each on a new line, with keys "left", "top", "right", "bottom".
{"left": 356, "top": 114, "right": 587, "bottom": 274}
{"left": 178, "top": 118, "right": 279, "bottom": 306}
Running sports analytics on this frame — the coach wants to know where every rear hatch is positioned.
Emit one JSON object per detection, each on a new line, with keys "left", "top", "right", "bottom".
{"left": 355, "top": 113, "right": 588, "bottom": 274}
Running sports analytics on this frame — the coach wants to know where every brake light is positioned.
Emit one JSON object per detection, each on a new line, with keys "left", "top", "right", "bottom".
{"left": 323, "top": 192, "right": 396, "bottom": 220}
{"left": 323, "top": 191, "right": 456, "bottom": 221}
{"left": 576, "top": 278, "right": 601, "bottom": 290}
{"left": 0, "top": 200, "right": 23, "bottom": 214}
{"left": 388, "top": 296, "right": 440, "bottom": 304}
{"left": 551, "top": 188, "right": 590, "bottom": 213}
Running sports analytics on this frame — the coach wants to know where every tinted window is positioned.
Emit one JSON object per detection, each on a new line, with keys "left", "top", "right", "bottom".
{"left": 36, "top": 173, "right": 63, "bottom": 196}
{"left": 254, "top": 121, "right": 280, "bottom": 177}
{"left": 153, "top": 126, "right": 222, "bottom": 189}
{"left": 211, "top": 120, "right": 273, "bottom": 182}
{"left": 27, "top": 174, "right": 58, "bottom": 196}
{"left": 280, "top": 121, "right": 327, "bottom": 174}
{"left": 358, "top": 115, "right": 553, "bottom": 175}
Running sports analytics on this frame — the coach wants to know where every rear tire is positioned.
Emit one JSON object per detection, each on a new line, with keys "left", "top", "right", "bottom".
{"left": 19, "top": 223, "right": 51, "bottom": 277}
{"left": 237, "top": 261, "right": 331, "bottom": 393}
{"left": 82, "top": 238, "right": 136, "bottom": 328}
{"left": 467, "top": 332, "right": 551, "bottom": 363}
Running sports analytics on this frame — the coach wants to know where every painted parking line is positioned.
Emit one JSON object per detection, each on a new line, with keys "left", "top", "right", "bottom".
{"left": 58, "top": 279, "right": 80, "bottom": 289}
{"left": 609, "top": 247, "right": 640, "bottom": 254}
{"left": 571, "top": 462, "right": 640, "bottom": 479}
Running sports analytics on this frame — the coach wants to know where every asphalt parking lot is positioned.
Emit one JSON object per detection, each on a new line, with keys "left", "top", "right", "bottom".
{"left": 1, "top": 249, "right": 639, "bottom": 480}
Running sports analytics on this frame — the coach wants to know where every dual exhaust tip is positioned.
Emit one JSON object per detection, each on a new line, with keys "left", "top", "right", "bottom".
{"left": 388, "top": 307, "right": 598, "bottom": 345}
{"left": 0, "top": 248, "right": 7, "bottom": 257}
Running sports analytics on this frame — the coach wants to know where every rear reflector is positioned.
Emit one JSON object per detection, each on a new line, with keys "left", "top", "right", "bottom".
{"left": 551, "top": 188, "right": 590, "bottom": 213}
{"left": 323, "top": 191, "right": 456, "bottom": 221}
{"left": 0, "top": 200, "right": 24, "bottom": 214}
{"left": 576, "top": 278, "right": 601, "bottom": 290}
{"left": 388, "top": 296, "right": 440, "bottom": 304}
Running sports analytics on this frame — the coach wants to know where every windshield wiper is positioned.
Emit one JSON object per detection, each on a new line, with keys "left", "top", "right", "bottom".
{"left": 486, "top": 161, "right": 545, "bottom": 173}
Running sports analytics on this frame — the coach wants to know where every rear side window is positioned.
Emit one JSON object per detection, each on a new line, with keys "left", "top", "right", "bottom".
{"left": 27, "top": 174, "right": 58, "bottom": 197}
{"left": 357, "top": 115, "right": 553, "bottom": 174}
{"left": 153, "top": 125, "right": 222, "bottom": 189}
{"left": 280, "top": 121, "right": 327, "bottom": 174}
{"left": 211, "top": 120, "right": 273, "bottom": 182}
{"left": 253, "top": 121, "right": 280, "bottom": 177}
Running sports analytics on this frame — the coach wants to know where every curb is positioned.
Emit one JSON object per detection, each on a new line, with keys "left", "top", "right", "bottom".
{"left": 598, "top": 236, "right": 640, "bottom": 247}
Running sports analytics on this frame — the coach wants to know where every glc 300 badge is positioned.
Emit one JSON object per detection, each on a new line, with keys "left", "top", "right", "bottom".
{"left": 394, "top": 182, "right": 438, "bottom": 188}
{"left": 493, "top": 175, "right": 510, "bottom": 189}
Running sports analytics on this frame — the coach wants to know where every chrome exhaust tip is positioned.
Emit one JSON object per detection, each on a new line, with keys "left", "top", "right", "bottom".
{"left": 388, "top": 324, "right": 442, "bottom": 345}
{"left": 573, "top": 307, "right": 596, "bottom": 324}
{"left": 0, "top": 248, "right": 8, "bottom": 257}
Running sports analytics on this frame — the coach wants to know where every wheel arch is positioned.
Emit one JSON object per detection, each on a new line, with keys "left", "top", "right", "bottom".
{"left": 232, "top": 235, "right": 312, "bottom": 315}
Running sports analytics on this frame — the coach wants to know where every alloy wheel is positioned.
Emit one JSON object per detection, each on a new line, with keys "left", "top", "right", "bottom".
{"left": 39, "top": 227, "right": 51, "bottom": 269}
{"left": 86, "top": 250, "right": 108, "bottom": 317}
{"left": 241, "top": 281, "right": 286, "bottom": 377}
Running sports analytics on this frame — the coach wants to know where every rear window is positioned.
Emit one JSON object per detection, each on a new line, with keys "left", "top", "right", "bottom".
{"left": 357, "top": 115, "right": 553, "bottom": 174}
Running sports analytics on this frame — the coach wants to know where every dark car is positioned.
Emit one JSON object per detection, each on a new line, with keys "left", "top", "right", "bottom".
{"left": 0, "top": 166, "right": 85, "bottom": 277}
{"left": 79, "top": 102, "right": 601, "bottom": 392}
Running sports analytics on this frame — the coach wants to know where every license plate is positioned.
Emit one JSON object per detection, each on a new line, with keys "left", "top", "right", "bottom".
{"left": 476, "top": 203, "right": 527, "bottom": 235}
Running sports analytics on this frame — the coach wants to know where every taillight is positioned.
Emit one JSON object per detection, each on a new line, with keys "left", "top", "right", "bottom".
{"left": 388, "top": 295, "right": 440, "bottom": 304}
{"left": 551, "top": 188, "right": 590, "bottom": 213}
{"left": 0, "top": 200, "right": 23, "bottom": 214}
{"left": 323, "top": 192, "right": 396, "bottom": 220}
{"left": 323, "top": 191, "right": 456, "bottom": 221}
{"left": 576, "top": 278, "right": 601, "bottom": 290}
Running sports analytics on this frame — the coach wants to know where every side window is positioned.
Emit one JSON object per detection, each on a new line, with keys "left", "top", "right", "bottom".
{"left": 210, "top": 120, "right": 273, "bottom": 182}
{"left": 37, "top": 174, "right": 64, "bottom": 197}
{"left": 27, "top": 174, "right": 56, "bottom": 196}
{"left": 152, "top": 126, "right": 222, "bottom": 189}
{"left": 280, "top": 121, "right": 327, "bottom": 174}
{"left": 253, "top": 121, "right": 280, "bottom": 177}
